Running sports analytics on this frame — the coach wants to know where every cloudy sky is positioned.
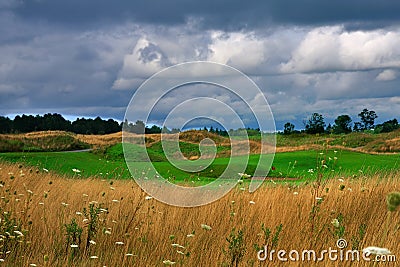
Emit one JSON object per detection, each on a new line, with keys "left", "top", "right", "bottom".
{"left": 1, "top": 0, "right": 400, "bottom": 130}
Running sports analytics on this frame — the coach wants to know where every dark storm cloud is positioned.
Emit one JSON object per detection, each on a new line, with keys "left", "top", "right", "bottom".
{"left": 9, "top": 0, "right": 400, "bottom": 30}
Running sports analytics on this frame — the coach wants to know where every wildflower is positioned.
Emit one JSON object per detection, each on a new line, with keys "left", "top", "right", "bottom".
{"left": 89, "top": 240, "right": 96, "bottom": 245}
{"left": 90, "top": 256, "right": 98, "bottom": 259}
{"left": 163, "top": 260, "right": 176, "bottom": 265}
{"left": 115, "top": 241, "right": 124, "bottom": 245}
{"left": 176, "top": 250, "right": 185, "bottom": 255}
{"left": 334, "top": 157, "right": 338, "bottom": 160}
{"left": 61, "top": 202, "right": 69, "bottom": 207}
{"left": 70, "top": 244, "right": 78, "bottom": 248}
{"left": 172, "top": 243, "right": 185, "bottom": 249}
{"left": 83, "top": 218, "right": 89, "bottom": 223}
{"left": 72, "top": 168, "right": 81, "bottom": 173}
{"left": 238, "top": 172, "right": 251, "bottom": 178}
{"left": 271, "top": 166, "right": 276, "bottom": 171}
{"left": 308, "top": 169, "right": 314, "bottom": 173}
{"left": 13, "top": 231, "right": 23, "bottom": 237}
{"left": 249, "top": 201, "right": 255, "bottom": 205}
{"left": 322, "top": 164, "right": 328, "bottom": 168}
{"left": 334, "top": 150, "right": 338, "bottom": 153}
{"left": 362, "top": 246, "right": 391, "bottom": 255}
{"left": 201, "top": 224, "right": 212, "bottom": 230}
{"left": 145, "top": 196, "right": 153, "bottom": 200}
{"left": 319, "top": 152, "right": 324, "bottom": 155}
{"left": 237, "top": 179, "right": 243, "bottom": 184}
{"left": 43, "top": 168, "right": 49, "bottom": 172}
{"left": 186, "top": 234, "right": 195, "bottom": 238}
{"left": 331, "top": 219, "right": 340, "bottom": 228}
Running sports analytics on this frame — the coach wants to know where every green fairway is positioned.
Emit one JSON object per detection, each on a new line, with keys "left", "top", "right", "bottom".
{"left": 0, "top": 142, "right": 398, "bottom": 184}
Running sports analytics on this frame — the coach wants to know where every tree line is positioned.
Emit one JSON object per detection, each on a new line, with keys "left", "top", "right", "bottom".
{"left": 0, "top": 113, "right": 121, "bottom": 134}
{"left": 283, "top": 108, "right": 399, "bottom": 135}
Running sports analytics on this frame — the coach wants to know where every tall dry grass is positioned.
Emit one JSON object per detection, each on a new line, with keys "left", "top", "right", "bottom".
{"left": 0, "top": 161, "right": 399, "bottom": 266}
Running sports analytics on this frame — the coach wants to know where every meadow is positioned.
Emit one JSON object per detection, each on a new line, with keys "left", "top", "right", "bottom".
{"left": 0, "top": 130, "right": 399, "bottom": 266}
{"left": 0, "top": 162, "right": 398, "bottom": 266}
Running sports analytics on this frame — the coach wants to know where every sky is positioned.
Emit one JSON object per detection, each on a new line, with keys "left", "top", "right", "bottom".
{"left": 1, "top": 0, "right": 400, "bottom": 130}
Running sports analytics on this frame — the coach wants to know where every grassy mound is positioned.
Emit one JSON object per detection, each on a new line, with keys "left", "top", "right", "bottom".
{"left": 0, "top": 131, "right": 90, "bottom": 152}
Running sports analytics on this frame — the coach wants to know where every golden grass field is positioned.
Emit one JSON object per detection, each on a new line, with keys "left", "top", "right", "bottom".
{"left": 0, "top": 161, "right": 399, "bottom": 266}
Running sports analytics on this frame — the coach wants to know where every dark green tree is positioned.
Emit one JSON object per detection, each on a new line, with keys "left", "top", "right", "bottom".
{"left": 333, "top": 115, "right": 352, "bottom": 134}
{"left": 358, "top": 109, "right": 377, "bottom": 130}
{"left": 305, "top": 113, "right": 326, "bottom": 134}
{"left": 283, "top": 122, "right": 295, "bottom": 135}
{"left": 375, "top": 119, "right": 399, "bottom": 133}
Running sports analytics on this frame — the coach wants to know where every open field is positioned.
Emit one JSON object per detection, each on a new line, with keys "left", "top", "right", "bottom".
{"left": 0, "top": 146, "right": 398, "bottom": 183}
{"left": 0, "top": 130, "right": 399, "bottom": 266}
{"left": 0, "top": 161, "right": 398, "bottom": 266}
{"left": 2, "top": 129, "right": 400, "bottom": 153}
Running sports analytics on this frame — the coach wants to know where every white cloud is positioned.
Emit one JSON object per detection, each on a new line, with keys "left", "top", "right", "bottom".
{"left": 207, "top": 31, "right": 266, "bottom": 70}
{"left": 281, "top": 26, "right": 400, "bottom": 73}
{"left": 376, "top": 69, "right": 397, "bottom": 81}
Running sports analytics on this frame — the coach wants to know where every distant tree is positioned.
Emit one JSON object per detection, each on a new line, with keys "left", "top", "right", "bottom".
{"left": 375, "top": 119, "right": 399, "bottom": 133}
{"left": 353, "top": 122, "right": 362, "bottom": 132}
{"left": 305, "top": 113, "right": 326, "bottom": 134}
{"left": 358, "top": 109, "right": 378, "bottom": 130}
{"left": 0, "top": 116, "right": 13, "bottom": 133}
{"left": 326, "top": 123, "right": 333, "bottom": 133}
{"left": 283, "top": 122, "right": 295, "bottom": 135}
{"left": 145, "top": 125, "right": 162, "bottom": 134}
{"left": 131, "top": 120, "right": 145, "bottom": 134}
{"left": 333, "top": 115, "right": 352, "bottom": 134}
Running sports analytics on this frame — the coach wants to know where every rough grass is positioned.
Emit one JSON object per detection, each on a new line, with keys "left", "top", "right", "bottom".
{"left": 0, "top": 131, "right": 89, "bottom": 152}
{"left": 0, "top": 162, "right": 398, "bottom": 266}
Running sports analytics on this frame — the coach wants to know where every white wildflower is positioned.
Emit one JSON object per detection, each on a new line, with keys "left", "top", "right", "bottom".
{"left": 163, "top": 260, "right": 176, "bottom": 265}
{"left": 89, "top": 240, "right": 96, "bottom": 245}
{"left": 249, "top": 201, "right": 255, "bottom": 205}
{"left": 115, "top": 241, "right": 124, "bottom": 245}
{"left": 331, "top": 219, "right": 340, "bottom": 228}
{"left": 72, "top": 168, "right": 81, "bottom": 173}
{"left": 70, "top": 244, "right": 78, "bottom": 248}
{"left": 90, "top": 256, "right": 98, "bottom": 259}
{"left": 171, "top": 243, "right": 185, "bottom": 249}
{"left": 201, "top": 224, "right": 212, "bottom": 230}
{"left": 145, "top": 196, "right": 153, "bottom": 200}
